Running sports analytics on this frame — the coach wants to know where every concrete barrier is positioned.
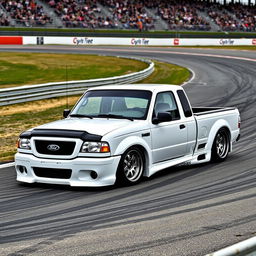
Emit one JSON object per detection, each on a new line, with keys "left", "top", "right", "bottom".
{"left": 205, "top": 237, "right": 256, "bottom": 256}
{"left": 0, "top": 56, "right": 154, "bottom": 106}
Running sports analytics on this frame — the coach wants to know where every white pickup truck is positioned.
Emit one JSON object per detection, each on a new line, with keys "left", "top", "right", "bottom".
{"left": 15, "top": 84, "right": 240, "bottom": 187}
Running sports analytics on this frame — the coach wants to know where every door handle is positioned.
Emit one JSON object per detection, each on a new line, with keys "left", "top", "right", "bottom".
{"left": 180, "top": 124, "right": 186, "bottom": 129}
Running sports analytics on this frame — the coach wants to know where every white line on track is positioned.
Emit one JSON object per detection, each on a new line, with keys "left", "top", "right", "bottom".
{"left": 182, "top": 67, "right": 196, "bottom": 86}
{"left": 87, "top": 48, "right": 256, "bottom": 62}
{"left": 25, "top": 46, "right": 256, "bottom": 62}
{"left": 0, "top": 162, "right": 15, "bottom": 169}
{"left": 1, "top": 46, "right": 256, "bottom": 62}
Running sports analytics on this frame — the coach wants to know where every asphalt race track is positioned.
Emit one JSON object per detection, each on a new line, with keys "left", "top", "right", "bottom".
{"left": 0, "top": 46, "right": 256, "bottom": 256}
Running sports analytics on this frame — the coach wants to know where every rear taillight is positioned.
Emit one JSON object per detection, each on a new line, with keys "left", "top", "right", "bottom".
{"left": 238, "top": 116, "right": 241, "bottom": 129}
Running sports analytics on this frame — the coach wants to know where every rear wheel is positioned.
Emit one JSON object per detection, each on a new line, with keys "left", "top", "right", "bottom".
{"left": 211, "top": 128, "right": 230, "bottom": 162}
{"left": 116, "top": 147, "right": 144, "bottom": 185}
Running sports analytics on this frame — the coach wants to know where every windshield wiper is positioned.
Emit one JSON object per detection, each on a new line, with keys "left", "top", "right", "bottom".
{"left": 69, "top": 114, "right": 93, "bottom": 119}
{"left": 96, "top": 114, "right": 134, "bottom": 121}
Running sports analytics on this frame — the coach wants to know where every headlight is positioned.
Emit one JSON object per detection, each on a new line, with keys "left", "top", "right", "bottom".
{"left": 80, "top": 141, "right": 110, "bottom": 153}
{"left": 18, "top": 138, "right": 31, "bottom": 149}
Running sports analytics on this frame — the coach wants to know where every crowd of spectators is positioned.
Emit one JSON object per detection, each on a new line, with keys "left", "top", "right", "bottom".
{"left": 0, "top": 10, "right": 10, "bottom": 26}
{"left": 99, "top": 0, "right": 154, "bottom": 30}
{"left": 44, "top": 0, "right": 116, "bottom": 28}
{"left": 207, "top": 3, "right": 256, "bottom": 32}
{"left": 157, "top": 0, "right": 210, "bottom": 31}
{"left": 226, "top": 3, "right": 256, "bottom": 32}
{"left": 1, "top": 0, "right": 255, "bottom": 31}
{"left": 1, "top": 0, "right": 52, "bottom": 27}
{"left": 208, "top": 4, "right": 238, "bottom": 31}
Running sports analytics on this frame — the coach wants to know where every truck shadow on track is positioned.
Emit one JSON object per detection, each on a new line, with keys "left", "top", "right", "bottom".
{"left": 17, "top": 161, "right": 219, "bottom": 193}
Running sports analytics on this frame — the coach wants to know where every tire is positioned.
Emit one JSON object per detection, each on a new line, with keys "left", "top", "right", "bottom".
{"left": 116, "top": 147, "right": 144, "bottom": 186}
{"left": 211, "top": 128, "right": 230, "bottom": 162}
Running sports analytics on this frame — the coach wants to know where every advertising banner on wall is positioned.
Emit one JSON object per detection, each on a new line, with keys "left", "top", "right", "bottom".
{"left": 173, "top": 38, "right": 254, "bottom": 46}
{"left": 41, "top": 37, "right": 172, "bottom": 46}
{"left": 43, "top": 37, "right": 256, "bottom": 46}
{"left": 3, "top": 36, "right": 256, "bottom": 46}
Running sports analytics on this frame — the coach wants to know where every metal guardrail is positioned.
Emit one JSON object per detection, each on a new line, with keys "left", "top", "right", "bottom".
{"left": 205, "top": 237, "right": 256, "bottom": 256}
{"left": 0, "top": 57, "right": 154, "bottom": 106}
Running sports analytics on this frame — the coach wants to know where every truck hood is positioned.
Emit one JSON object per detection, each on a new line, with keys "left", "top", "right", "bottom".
{"left": 35, "top": 117, "right": 134, "bottom": 136}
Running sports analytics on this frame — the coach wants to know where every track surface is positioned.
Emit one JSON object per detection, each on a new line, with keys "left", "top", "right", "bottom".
{"left": 0, "top": 46, "right": 256, "bottom": 256}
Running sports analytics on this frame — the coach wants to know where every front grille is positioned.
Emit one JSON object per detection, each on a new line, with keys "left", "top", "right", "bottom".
{"left": 33, "top": 167, "right": 72, "bottom": 179}
{"left": 35, "top": 140, "right": 76, "bottom": 155}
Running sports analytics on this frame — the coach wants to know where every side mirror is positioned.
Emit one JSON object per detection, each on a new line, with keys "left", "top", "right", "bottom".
{"left": 152, "top": 112, "right": 172, "bottom": 124}
{"left": 63, "top": 109, "right": 70, "bottom": 118}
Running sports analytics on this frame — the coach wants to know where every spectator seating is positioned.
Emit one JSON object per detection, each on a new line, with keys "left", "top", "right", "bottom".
{"left": 1, "top": 0, "right": 52, "bottom": 27}
{"left": 99, "top": 0, "right": 155, "bottom": 30}
{"left": 157, "top": 0, "right": 211, "bottom": 31}
{"left": 44, "top": 0, "right": 116, "bottom": 28}
{"left": 0, "top": 0, "right": 255, "bottom": 31}
{"left": 226, "top": 3, "right": 256, "bottom": 31}
{"left": 0, "top": 10, "right": 10, "bottom": 26}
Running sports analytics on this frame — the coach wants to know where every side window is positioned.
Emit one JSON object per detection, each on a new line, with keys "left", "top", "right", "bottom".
{"left": 177, "top": 90, "right": 192, "bottom": 117}
{"left": 154, "top": 92, "right": 180, "bottom": 120}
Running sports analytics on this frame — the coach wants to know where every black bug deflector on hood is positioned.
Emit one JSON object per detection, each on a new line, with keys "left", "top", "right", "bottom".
{"left": 20, "top": 129, "right": 102, "bottom": 142}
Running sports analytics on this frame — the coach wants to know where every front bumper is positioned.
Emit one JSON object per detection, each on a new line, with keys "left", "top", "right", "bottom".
{"left": 15, "top": 153, "right": 121, "bottom": 187}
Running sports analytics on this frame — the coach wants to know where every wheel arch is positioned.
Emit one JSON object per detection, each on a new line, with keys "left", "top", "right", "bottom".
{"left": 222, "top": 126, "right": 231, "bottom": 152}
{"left": 113, "top": 136, "right": 151, "bottom": 177}
{"left": 206, "top": 119, "right": 232, "bottom": 153}
{"left": 132, "top": 144, "right": 150, "bottom": 177}
{"left": 207, "top": 119, "right": 232, "bottom": 151}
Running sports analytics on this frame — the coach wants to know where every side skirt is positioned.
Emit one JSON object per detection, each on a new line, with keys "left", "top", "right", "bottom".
{"left": 148, "top": 155, "right": 193, "bottom": 177}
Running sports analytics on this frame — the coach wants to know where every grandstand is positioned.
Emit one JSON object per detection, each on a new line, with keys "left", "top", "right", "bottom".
{"left": 0, "top": 0, "right": 255, "bottom": 32}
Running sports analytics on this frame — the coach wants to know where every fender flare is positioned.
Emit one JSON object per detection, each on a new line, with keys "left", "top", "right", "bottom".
{"left": 206, "top": 119, "right": 232, "bottom": 153}
{"left": 113, "top": 136, "right": 152, "bottom": 177}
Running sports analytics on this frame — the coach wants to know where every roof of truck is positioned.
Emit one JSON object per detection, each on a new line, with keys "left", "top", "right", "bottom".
{"left": 89, "top": 84, "right": 181, "bottom": 93}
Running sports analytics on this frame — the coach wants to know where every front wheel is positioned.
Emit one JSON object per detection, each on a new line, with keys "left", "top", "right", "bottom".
{"left": 116, "top": 147, "right": 144, "bottom": 185}
{"left": 211, "top": 128, "right": 230, "bottom": 162}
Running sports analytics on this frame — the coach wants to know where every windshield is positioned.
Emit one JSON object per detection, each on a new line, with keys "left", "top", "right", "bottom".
{"left": 71, "top": 90, "right": 152, "bottom": 120}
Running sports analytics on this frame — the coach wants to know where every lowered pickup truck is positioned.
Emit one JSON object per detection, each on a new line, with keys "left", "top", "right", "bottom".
{"left": 15, "top": 84, "right": 240, "bottom": 187}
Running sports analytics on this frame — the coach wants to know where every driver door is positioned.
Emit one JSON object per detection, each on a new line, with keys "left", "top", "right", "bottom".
{"left": 150, "top": 91, "right": 188, "bottom": 164}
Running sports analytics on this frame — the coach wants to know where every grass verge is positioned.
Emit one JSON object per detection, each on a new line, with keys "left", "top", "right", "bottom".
{"left": 139, "top": 61, "right": 190, "bottom": 85}
{"left": 1, "top": 96, "right": 80, "bottom": 162}
{"left": 1, "top": 27, "right": 256, "bottom": 37}
{"left": 1, "top": 60, "right": 190, "bottom": 162}
{"left": 0, "top": 53, "right": 148, "bottom": 88}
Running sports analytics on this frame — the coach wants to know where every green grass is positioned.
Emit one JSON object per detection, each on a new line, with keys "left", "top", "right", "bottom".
{"left": 1, "top": 100, "right": 71, "bottom": 161}
{"left": 139, "top": 61, "right": 190, "bottom": 85}
{"left": 1, "top": 27, "right": 256, "bottom": 37}
{"left": 0, "top": 53, "right": 148, "bottom": 88}
{"left": 0, "top": 57, "right": 190, "bottom": 162}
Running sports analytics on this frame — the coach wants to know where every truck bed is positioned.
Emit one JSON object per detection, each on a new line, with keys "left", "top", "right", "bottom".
{"left": 192, "top": 107, "right": 236, "bottom": 116}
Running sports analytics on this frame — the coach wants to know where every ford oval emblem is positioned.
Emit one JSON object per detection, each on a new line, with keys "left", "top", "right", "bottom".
{"left": 47, "top": 144, "right": 60, "bottom": 151}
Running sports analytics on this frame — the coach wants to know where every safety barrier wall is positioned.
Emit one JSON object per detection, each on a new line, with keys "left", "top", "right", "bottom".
{"left": 0, "top": 36, "right": 255, "bottom": 46}
{"left": 23, "top": 36, "right": 256, "bottom": 46}
{"left": 0, "top": 36, "right": 23, "bottom": 45}
{"left": 0, "top": 57, "right": 154, "bottom": 106}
